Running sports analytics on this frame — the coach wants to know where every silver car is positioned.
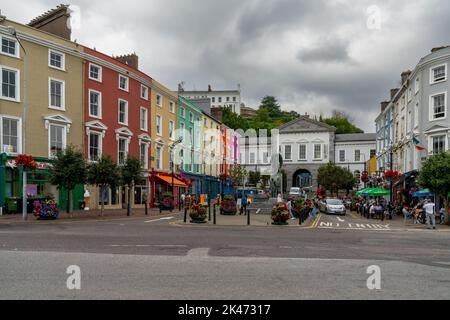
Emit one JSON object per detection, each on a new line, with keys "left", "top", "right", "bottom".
{"left": 320, "top": 199, "right": 346, "bottom": 215}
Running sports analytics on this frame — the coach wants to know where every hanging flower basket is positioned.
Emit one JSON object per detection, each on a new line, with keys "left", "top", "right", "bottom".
{"left": 384, "top": 170, "right": 401, "bottom": 181}
{"left": 33, "top": 199, "right": 59, "bottom": 220}
{"left": 189, "top": 203, "right": 208, "bottom": 223}
{"left": 220, "top": 195, "right": 237, "bottom": 215}
{"left": 271, "top": 202, "right": 289, "bottom": 225}
{"left": 15, "top": 154, "right": 37, "bottom": 172}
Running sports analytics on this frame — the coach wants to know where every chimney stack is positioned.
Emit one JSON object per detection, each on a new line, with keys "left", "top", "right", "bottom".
{"left": 115, "top": 53, "right": 139, "bottom": 70}
{"left": 381, "top": 101, "right": 389, "bottom": 112}
{"left": 208, "top": 85, "right": 212, "bottom": 92}
{"left": 390, "top": 88, "right": 399, "bottom": 100}
{"left": 28, "top": 4, "right": 72, "bottom": 40}
{"left": 401, "top": 70, "right": 412, "bottom": 84}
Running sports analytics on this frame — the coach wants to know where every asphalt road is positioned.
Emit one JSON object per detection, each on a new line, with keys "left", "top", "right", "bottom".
{"left": 1, "top": 213, "right": 449, "bottom": 299}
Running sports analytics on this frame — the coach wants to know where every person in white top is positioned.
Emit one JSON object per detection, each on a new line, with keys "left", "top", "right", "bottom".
{"left": 422, "top": 199, "right": 436, "bottom": 230}
{"left": 277, "top": 193, "right": 283, "bottom": 203}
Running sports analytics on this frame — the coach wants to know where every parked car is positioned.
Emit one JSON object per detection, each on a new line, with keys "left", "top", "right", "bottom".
{"left": 289, "top": 187, "right": 301, "bottom": 196}
{"left": 319, "top": 198, "right": 346, "bottom": 215}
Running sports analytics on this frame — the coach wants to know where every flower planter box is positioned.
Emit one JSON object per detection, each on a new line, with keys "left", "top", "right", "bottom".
{"left": 220, "top": 197, "right": 237, "bottom": 215}
{"left": 271, "top": 202, "right": 289, "bottom": 225}
{"left": 189, "top": 204, "right": 207, "bottom": 223}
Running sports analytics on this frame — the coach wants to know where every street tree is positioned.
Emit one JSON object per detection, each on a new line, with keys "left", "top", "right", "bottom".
{"left": 87, "top": 155, "right": 120, "bottom": 216}
{"left": 231, "top": 164, "right": 248, "bottom": 186}
{"left": 48, "top": 145, "right": 87, "bottom": 214}
{"left": 317, "top": 162, "right": 353, "bottom": 196}
{"left": 120, "top": 156, "right": 143, "bottom": 216}
{"left": 248, "top": 170, "right": 261, "bottom": 186}
{"left": 417, "top": 151, "right": 450, "bottom": 224}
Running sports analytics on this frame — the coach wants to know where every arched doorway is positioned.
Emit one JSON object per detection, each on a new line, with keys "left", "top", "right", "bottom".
{"left": 292, "top": 169, "right": 312, "bottom": 188}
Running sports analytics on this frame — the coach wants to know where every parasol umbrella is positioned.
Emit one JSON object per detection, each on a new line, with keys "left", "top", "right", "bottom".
{"left": 412, "top": 189, "right": 434, "bottom": 197}
{"left": 366, "top": 188, "right": 390, "bottom": 196}
{"left": 356, "top": 188, "right": 374, "bottom": 196}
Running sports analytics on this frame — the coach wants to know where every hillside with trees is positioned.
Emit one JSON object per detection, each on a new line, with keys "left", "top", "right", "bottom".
{"left": 220, "top": 96, "right": 364, "bottom": 134}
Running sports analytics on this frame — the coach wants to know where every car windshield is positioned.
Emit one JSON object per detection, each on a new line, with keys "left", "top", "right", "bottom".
{"left": 290, "top": 188, "right": 300, "bottom": 192}
{"left": 327, "top": 199, "right": 343, "bottom": 205}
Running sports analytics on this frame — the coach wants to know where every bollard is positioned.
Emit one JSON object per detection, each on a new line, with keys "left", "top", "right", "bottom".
{"left": 184, "top": 207, "right": 187, "bottom": 223}
{"left": 208, "top": 199, "right": 211, "bottom": 221}
{"left": 299, "top": 211, "right": 302, "bottom": 225}
{"left": 247, "top": 208, "right": 250, "bottom": 225}
{"left": 145, "top": 202, "right": 148, "bottom": 215}
{"left": 213, "top": 204, "right": 216, "bottom": 225}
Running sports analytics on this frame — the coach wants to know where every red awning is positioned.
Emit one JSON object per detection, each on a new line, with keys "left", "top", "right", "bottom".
{"left": 155, "top": 174, "right": 188, "bottom": 188}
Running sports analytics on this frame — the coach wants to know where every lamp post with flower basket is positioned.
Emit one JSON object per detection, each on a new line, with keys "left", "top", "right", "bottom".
{"left": 15, "top": 154, "right": 37, "bottom": 220}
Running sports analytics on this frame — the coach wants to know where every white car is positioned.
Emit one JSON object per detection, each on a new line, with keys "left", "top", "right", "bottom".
{"left": 289, "top": 187, "right": 301, "bottom": 196}
{"left": 320, "top": 198, "right": 346, "bottom": 216}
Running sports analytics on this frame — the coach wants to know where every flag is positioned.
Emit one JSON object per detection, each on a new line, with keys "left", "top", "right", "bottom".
{"left": 413, "top": 136, "right": 426, "bottom": 151}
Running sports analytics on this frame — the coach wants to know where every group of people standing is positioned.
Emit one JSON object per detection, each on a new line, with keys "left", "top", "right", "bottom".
{"left": 402, "top": 198, "right": 446, "bottom": 229}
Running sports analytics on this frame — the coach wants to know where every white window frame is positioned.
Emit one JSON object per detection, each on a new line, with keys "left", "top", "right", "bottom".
{"left": 354, "top": 149, "right": 361, "bottom": 162}
{"left": 313, "top": 144, "right": 323, "bottom": 160}
{"left": 118, "top": 99, "right": 129, "bottom": 125}
{"left": 284, "top": 144, "right": 292, "bottom": 161}
{"left": 1, "top": 35, "right": 19, "bottom": 58}
{"left": 0, "top": 115, "right": 22, "bottom": 154}
{"left": 428, "top": 133, "right": 448, "bottom": 155}
{"left": 118, "top": 74, "right": 129, "bottom": 92}
{"left": 140, "top": 141, "right": 149, "bottom": 169}
{"left": 339, "top": 150, "right": 346, "bottom": 162}
{"left": 155, "top": 144, "right": 163, "bottom": 170}
{"left": 298, "top": 144, "right": 307, "bottom": 161}
{"left": 156, "top": 94, "right": 162, "bottom": 107}
{"left": 156, "top": 114, "right": 162, "bottom": 136}
{"left": 0, "top": 65, "right": 20, "bottom": 102}
{"left": 429, "top": 92, "right": 447, "bottom": 121}
{"left": 48, "top": 77, "right": 65, "bottom": 110}
{"left": 408, "top": 87, "right": 412, "bottom": 103}
{"left": 48, "top": 49, "right": 65, "bottom": 71}
{"left": 117, "top": 137, "right": 129, "bottom": 165}
{"left": 169, "top": 101, "right": 175, "bottom": 113}
{"left": 140, "top": 84, "right": 149, "bottom": 100}
{"left": 169, "top": 120, "right": 175, "bottom": 140}
{"left": 48, "top": 123, "right": 67, "bottom": 158}
{"left": 88, "top": 131, "right": 103, "bottom": 162}
{"left": 88, "top": 63, "right": 102, "bottom": 82}
{"left": 88, "top": 89, "right": 102, "bottom": 119}
{"left": 430, "top": 63, "right": 447, "bottom": 84}
{"left": 140, "top": 107, "right": 148, "bottom": 131}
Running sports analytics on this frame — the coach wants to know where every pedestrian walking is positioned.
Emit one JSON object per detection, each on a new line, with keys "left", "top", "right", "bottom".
{"left": 310, "top": 201, "right": 319, "bottom": 219}
{"left": 423, "top": 198, "right": 436, "bottom": 230}
{"left": 287, "top": 199, "right": 295, "bottom": 219}
{"left": 181, "top": 193, "right": 186, "bottom": 208}
{"left": 240, "top": 195, "right": 248, "bottom": 215}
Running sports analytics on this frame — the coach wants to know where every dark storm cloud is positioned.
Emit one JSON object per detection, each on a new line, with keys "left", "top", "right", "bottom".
{"left": 2, "top": 0, "right": 450, "bottom": 132}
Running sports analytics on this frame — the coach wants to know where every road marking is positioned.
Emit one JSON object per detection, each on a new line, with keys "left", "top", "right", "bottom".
{"left": 144, "top": 217, "right": 174, "bottom": 223}
{"left": 337, "top": 217, "right": 345, "bottom": 222}
{"left": 110, "top": 244, "right": 187, "bottom": 248}
{"left": 186, "top": 248, "right": 210, "bottom": 258}
{"left": 318, "top": 221, "right": 391, "bottom": 231}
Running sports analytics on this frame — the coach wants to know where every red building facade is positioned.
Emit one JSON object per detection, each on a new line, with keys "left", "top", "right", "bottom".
{"left": 82, "top": 47, "right": 152, "bottom": 209}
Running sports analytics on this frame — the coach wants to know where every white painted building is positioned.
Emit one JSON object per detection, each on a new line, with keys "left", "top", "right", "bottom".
{"left": 180, "top": 84, "right": 241, "bottom": 114}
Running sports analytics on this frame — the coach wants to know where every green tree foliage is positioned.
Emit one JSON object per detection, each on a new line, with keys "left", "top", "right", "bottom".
{"left": 321, "top": 111, "right": 364, "bottom": 134}
{"left": 48, "top": 145, "right": 87, "bottom": 214}
{"left": 318, "top": 163, "right": 357, "bottom": 196}
{"left": 417, "top": 152, "right": 450, "bottom": 224}
{"left": 231, "top": 164, "right": 248, "bottom": 185}
{"left": 248, "top": 171, "right": 261, "bottom": 186}
{"left": 120, "top": 157, "right": 143, "bottom": 216}
{"left": 87, "top": 155, "right": 120, "bottom": 216}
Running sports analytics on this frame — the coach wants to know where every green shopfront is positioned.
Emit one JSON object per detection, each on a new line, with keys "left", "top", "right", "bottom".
{"left": 0, "top": 154, "right": 84, "bottom": 214}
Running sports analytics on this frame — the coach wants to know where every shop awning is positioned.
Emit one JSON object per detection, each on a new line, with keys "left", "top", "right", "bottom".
{"left": 412, "top": 189, "right": 434, "bottom": 197}
{"left": 155, "top": 174, "right": 188, "bottom": 188}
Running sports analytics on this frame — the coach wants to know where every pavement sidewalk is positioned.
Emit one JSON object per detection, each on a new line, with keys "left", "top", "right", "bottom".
{"left": 0, "top": 207, "right": 182, "bottom": 224}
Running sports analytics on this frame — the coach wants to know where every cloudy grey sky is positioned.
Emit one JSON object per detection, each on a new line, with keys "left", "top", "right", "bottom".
{"left": 2, "top": 0, "right": 450, "bottom": 132}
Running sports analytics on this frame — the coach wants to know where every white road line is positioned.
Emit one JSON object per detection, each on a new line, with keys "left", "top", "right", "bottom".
{"left": 110, "top": 244, "right": 187, "bottom": 248}
{"left": 144, "top": 217, "right": 174, "bottom": 223}
{"left": 186, "top": 248, "right": 210, "bottom": 258}
{"left": 336, "top": 217, "right": 345, "bottom": 222}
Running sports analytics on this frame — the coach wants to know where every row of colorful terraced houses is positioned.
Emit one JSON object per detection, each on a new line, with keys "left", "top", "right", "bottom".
{"left": 0, "top": 5, "right": 240, "bottom": 212}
